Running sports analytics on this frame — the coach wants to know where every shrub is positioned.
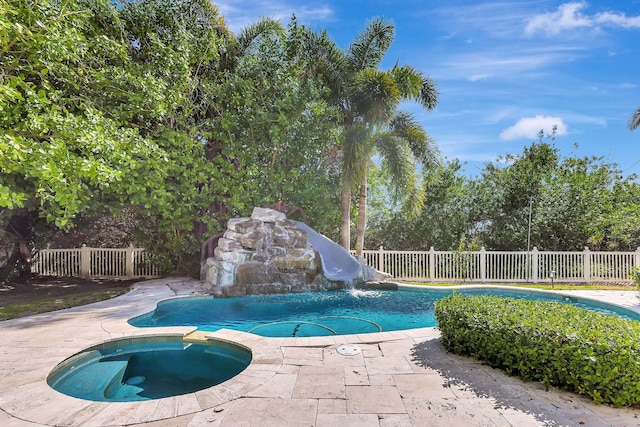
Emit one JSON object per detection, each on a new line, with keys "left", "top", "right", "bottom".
{"left": 434, "top": 294, "right": 640, "bottom": 407}
{"left": 631, "top": 266, "right": 640, "bottom": 291}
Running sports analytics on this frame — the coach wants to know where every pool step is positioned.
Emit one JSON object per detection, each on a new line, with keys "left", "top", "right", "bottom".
{"left": 183, "top": 330, "right": 211, "bottom": 343}
{"left": 48, "top": 354, "right": 131, "bottom": 401}
{"left": 103, "top": 357, "right": 131, "bottom": 399}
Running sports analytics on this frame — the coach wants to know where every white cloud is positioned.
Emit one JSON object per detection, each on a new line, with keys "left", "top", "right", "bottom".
{"left": 525, "top": 2, "right": 592, "bottom": 36}
{"left": 215, "top": 1, "right": 333, "bottom": 33}
{"left": 499, "top": 115, "right": 568, "bottom": 140}
{"left": 469, "top": 73, "right": 491, "bottom": 82}
{"left": 596, "top": 11, "right": 640, "bottom": 29}
{"left": 525, "top": 2, "right": 640, "bottom": 36}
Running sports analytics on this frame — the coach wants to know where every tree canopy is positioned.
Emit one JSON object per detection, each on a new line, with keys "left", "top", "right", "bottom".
{"left": 1, "top": 0, "right": 340, "bottom": 277}
{"left": 368, "top": 136, "right": 640, "bottom": 252}
{"left": 1, "top": 0, "right": 638, "bottom": 282}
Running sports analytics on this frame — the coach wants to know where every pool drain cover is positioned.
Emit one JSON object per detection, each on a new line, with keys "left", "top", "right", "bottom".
{"left": 337, "top": 344, "right": 361, "bottom": 356}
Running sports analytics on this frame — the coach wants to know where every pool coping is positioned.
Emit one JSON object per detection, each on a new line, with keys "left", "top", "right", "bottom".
{"left": 1, "top": 278, "right": 639, "bottom": 426}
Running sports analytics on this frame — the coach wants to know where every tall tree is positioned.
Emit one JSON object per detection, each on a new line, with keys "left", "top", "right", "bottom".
{"left": 470, "top": 139, "right": 559, "bottom": 250}
{"left": 299, "top": 17, "right": 439, "bottom": 251}
{"left": 113, "top": 7, "right": 341, "bottom": 269}
{"left": 469, "top": 136, "right": 640, "bottom": 251}
{"left": 1, "top": 1, "right": 341, "bottom": 277}
{"left": 0, "top": 0, "right": 173, "bottom": 278}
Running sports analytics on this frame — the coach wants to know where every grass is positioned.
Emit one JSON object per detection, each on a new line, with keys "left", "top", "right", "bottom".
{"left": 0, "top": 289, "right": 130, "bottom": 321}
{"left": 401, "top": 281, "right": 635, "bottom": 291}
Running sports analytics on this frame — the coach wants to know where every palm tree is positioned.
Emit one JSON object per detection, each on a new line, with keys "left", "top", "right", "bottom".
{"left": 629, "top": 106, "right": 640, "bottom": 131}
{"left": 354, "top": 112, "right": 440, "bottom": 255}
{"left": 301, "top": 17, "right": 439, "bottom": 252}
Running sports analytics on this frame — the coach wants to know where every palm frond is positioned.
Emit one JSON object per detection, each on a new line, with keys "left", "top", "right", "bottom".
{"left": 401, "top": 175, "right": 426, "bottom": 219}
{"left": 352, "top": 69, "right": 399, "bottom": 124}
{"left": 235, "top": 18, "right": 285, "bottom": 56}
{"left": 377, "top": 134, "right": 414, "bottom": 196}
{"left": 347, "top": 17, "right": 394, "bottom": 71}
{"left": 389, "top": 111, "right": 441, "bottom": 166}
{"left": 391, "top": 65, "right": 422, "bottom": 99}
{"left": 308, "top": 30, "right": 349, "bottom": 101}
{"left": 419, "top": 75, "right": 439, "bottom": 110}
{"left": 341, "top": 124, "right": 374, "bottom": 189}
{"left": 376, "top": 134, "right": 425, "bottom": 217}
{"left": 629, "top": 106, "right": 640, "bottom": 131}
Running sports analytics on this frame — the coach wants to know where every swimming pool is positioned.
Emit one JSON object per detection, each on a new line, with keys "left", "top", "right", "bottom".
{"left": 47, "top": 336, "right": 251, "bottom": 402}
{"left": 128, "top": 286, "right": 640, "bottom": 337}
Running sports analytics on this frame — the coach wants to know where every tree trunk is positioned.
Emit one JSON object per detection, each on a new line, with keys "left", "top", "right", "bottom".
{"left": 1, "top": 213, "right": 34, "bottom": 283}
{"left": 355, "top": 179, "right": 367, "bottom": 257}
{"left": 340, "top": 186, "right": 351, "bottom": 250}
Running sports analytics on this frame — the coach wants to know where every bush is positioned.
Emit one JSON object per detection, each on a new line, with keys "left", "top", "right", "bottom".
{"left": 434, "top": 294, "right": 640, "bottom": 407}
{"left": 631, "top": 266, "right": 640, "bottom": 291}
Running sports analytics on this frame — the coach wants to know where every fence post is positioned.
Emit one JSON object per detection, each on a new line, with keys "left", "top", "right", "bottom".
{"left": 80, "top": 245, "right": 90, "bottom": 278}
{"left": 532, "top": 247, "right": 538, "bottom": 283}
{"left": 429, "top": 246, "right": 435, "bottom": 281}
{"left": 635, "top": 247, "right": 640, "bottom": 268}
{"left": 126, "top": 244, "right": 135, "bottom": 278}
{"left": 480, "top": 246, "right": 486, "bottom": 282}
{"left": 378, "top": 246, "right": 384, "bottom": 272}
{"left": 583, "top": 247, "right": 591, "bottom": 283}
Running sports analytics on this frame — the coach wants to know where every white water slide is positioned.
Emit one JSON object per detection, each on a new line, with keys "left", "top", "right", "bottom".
{"left": 294, "top": 221, "right": 362, "bottom": 282}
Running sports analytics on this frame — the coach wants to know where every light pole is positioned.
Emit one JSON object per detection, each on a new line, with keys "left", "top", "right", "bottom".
{"left": 527, "top": 198, "right": 533, "bottom": 281}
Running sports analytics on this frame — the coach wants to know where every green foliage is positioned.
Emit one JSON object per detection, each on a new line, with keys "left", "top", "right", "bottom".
{"left": 470, "top": 138, "right": 559, "bottom": 250}
{"left": 468, "top": 136, "right": 640, "bottom": 251}
{"left": 199, "top": 17, "right": 342, "bottom": 225}
{"left": 5, "top": 0, "right": 638, "bottom": 278}
{"left": 631, "top": 267, "right": 640, "bottom": 290}
{"left": 293, "top": 16, "right": 440, "bottom": 250}
{"left": 366, "top": 160, "right": 472, "bottom": 250}
{"left": 435, "top": 294, "right": 640, "bottom": 407}
{"left": 0, "top": 0, "right": 165, "bottom": 226}
{"left": 1, "top": 1, "right": 343, "bottom": 276}
{"left": 366, "top": 135, "right": 640, "bottom": 252}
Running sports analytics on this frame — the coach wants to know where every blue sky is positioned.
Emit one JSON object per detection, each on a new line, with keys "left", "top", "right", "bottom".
{"left": 215, "top": 1, "right": 640, "bottom": 178}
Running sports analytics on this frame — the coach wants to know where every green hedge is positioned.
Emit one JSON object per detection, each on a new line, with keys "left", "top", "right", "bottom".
{"left": 434, "top": 294, "right": 640, "bottom": 407}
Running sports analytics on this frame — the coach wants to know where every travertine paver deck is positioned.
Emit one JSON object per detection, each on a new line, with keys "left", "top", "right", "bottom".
{"left": 1, "top": 278, "right": 639, "bottom": 426}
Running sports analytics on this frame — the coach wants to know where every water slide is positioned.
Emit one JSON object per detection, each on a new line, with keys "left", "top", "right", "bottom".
{"left": 294, "top": 221, "right": 362, "bottom": 282}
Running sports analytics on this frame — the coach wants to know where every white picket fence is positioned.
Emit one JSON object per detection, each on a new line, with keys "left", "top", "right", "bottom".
{"left": 354, "top": 246, "right": 640, "bottom": 283}
{"left": 30, "top": 244, "right": 640, "bottom": 283}
{"left": 31, "top": 245, "right": 162, "bottom": 279}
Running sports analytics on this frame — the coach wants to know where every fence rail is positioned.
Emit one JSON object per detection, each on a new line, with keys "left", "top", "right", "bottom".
{"left": 31, "top": 244, "right": 640, "bottom": 283}
{"left": 31, "top": 245, "right": 162, "bottom": 279}
{"left": 353, "top": 246, "right": 640, "bottom": 283}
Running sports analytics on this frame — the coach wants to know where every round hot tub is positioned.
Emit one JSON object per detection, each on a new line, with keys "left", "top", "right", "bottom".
{"left": 47, "top": 335, "right": 251, "bottom": 402}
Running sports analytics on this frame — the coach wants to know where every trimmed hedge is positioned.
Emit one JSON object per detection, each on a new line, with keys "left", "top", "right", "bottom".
{"left": 434, "top": 294, "right": 640, "bottom": 407}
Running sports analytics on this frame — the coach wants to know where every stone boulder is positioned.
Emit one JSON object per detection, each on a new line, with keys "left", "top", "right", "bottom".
{"left": 201, "top": 207, "right": 344, "bottom": 296}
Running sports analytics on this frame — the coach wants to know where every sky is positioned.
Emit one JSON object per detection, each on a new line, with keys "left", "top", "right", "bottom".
{"left": 214, "top": 0, "right": 640, "bottom": 179}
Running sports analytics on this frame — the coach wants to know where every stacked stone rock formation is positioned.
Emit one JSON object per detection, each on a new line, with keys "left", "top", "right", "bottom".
{"left": 201, "top": 207, "right": 341, "bottom": 296}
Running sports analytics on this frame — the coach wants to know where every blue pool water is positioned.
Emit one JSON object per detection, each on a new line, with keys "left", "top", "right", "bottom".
{"left": 128, "top": 287, "right": 640, "bottom": 337}
{"left": 47, "top": 336, "right": 251, "bottom": 401}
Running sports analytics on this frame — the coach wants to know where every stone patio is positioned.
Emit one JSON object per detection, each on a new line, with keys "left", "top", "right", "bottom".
{"left": 1, "top": 278, "right": 639, "bottom": 426}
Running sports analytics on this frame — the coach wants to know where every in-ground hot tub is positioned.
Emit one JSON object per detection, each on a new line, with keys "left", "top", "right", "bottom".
{"left": 47, "top": 335, "right": 251, "bottom": 402}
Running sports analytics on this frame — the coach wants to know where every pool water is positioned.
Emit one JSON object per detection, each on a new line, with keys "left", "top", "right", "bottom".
{"left": 47, "top": 336, "right": 251, "bottom": 401}
{"left": 128, "top": 287, "right": 640, "bottom": 337}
